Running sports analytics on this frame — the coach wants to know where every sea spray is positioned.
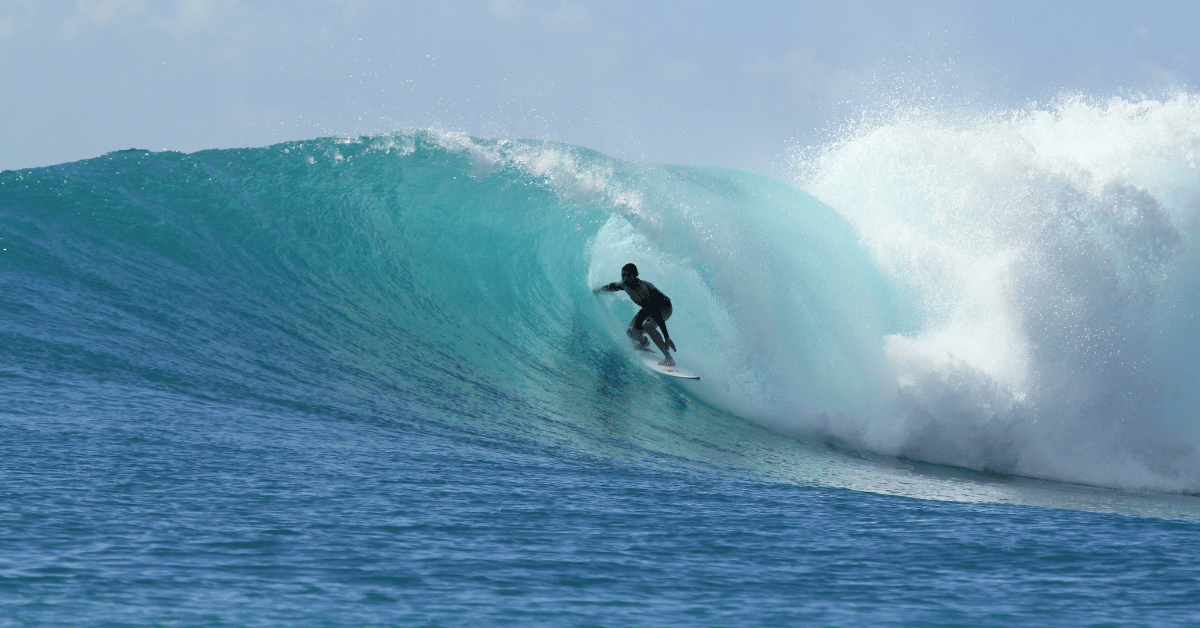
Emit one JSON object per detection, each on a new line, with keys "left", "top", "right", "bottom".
{"left": 793, "top": 93, "right": 1200, "bottom": 490}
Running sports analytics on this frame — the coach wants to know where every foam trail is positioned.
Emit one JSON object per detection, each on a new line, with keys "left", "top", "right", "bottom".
{"left": 792, "top": 93, "right": 1200, "bottom": 491}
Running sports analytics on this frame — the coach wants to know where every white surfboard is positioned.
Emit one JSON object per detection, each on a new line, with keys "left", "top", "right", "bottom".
{"left": 639, "top": 353, "right": 700, "bottom": 380}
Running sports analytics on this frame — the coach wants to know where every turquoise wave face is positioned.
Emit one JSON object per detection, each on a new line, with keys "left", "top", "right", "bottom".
{"left": 3, "top": 124, "right": 1200, "bottom": 497}
{"left": 1, "top": 135, "right": 613, "bottom": 434}
{"left": 0, "top": 132, "right": 902, "bottom": 480}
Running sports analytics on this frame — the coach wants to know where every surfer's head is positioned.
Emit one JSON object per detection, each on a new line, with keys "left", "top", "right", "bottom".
{"left": 621, "top": 263, "right": 638, "bottom": 281}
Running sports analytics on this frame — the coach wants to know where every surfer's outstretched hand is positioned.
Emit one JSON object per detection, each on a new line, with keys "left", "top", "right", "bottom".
{"left": 665, "top": 339, "right": 677, "bottom": 352}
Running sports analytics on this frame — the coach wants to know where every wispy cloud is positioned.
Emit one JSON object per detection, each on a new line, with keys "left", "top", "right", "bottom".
{"left": 60, "top": 0, "right": 234, "bottom": 38}
{"left": 166, "top": 0, "right": 232, "bottom": 36}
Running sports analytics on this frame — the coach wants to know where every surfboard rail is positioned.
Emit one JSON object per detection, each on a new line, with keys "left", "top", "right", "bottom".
{"left": 639, "top": 354, "right": 700, "bottom": 380}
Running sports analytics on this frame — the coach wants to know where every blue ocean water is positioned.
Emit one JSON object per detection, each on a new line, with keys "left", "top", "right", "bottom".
{"left": 3, "top": 99, "right": 1200, "bottom": 625}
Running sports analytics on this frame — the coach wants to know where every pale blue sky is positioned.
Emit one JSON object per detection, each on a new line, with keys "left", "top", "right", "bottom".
{"left": 1, "top": 1, "right": 1197, "bottom": 176}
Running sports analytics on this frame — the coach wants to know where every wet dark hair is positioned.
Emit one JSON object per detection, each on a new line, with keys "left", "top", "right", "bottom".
{"left": 621, "top": 263, "right": 638, "bottom": 277}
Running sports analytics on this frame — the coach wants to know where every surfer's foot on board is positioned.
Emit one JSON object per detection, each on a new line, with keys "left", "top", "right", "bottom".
{"left": 658, "top": 357, "right": 676, "bottom": 367}
{"left": 634, "top": 338, "right": 652, "bottom": 352}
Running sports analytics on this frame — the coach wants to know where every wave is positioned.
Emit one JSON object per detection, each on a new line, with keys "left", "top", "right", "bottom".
{"left": 3, "top": 100, "right": 1200, "bottom": 495}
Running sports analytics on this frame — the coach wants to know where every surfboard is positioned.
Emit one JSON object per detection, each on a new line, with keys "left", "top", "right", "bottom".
{"left": 638, "top": 353, "right": 700, "bottom": 380}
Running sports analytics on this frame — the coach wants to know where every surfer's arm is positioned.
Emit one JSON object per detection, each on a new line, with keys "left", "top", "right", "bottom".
{"left": 650, "top": 311, "right": 676, "bottom": 350}
{"left": 593, "top": 282, "right": 623, "bottom": 293}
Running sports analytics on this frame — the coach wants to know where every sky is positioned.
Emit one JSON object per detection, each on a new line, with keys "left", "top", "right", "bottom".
{"left": 1, "top": 0, "right": 1198, "bottom": 177}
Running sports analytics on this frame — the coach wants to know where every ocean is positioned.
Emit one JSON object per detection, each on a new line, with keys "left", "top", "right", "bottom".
{"left": 3, "top": 95, "right": 1200, "bottom": 626}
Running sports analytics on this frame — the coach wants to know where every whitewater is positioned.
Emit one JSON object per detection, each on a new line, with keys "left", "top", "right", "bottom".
{"left": 3, "top": 94, "right": 1200, "bottom": 626}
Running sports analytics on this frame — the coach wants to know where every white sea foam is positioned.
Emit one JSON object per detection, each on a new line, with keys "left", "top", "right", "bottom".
{"left": 793, "top": 93, "right": 1200, "bottom": 491}
{"left": 427, "top": 129, "right": 646, "bottom": 214}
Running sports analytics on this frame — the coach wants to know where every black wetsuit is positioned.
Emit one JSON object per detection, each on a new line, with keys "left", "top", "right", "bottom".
{"left": 599, "top": 278, "right": 673, "bottom": 342}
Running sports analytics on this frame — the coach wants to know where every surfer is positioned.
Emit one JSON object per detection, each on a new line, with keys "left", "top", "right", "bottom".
{"left": 594, "top": 263, "right": 678, "bottom": 366}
